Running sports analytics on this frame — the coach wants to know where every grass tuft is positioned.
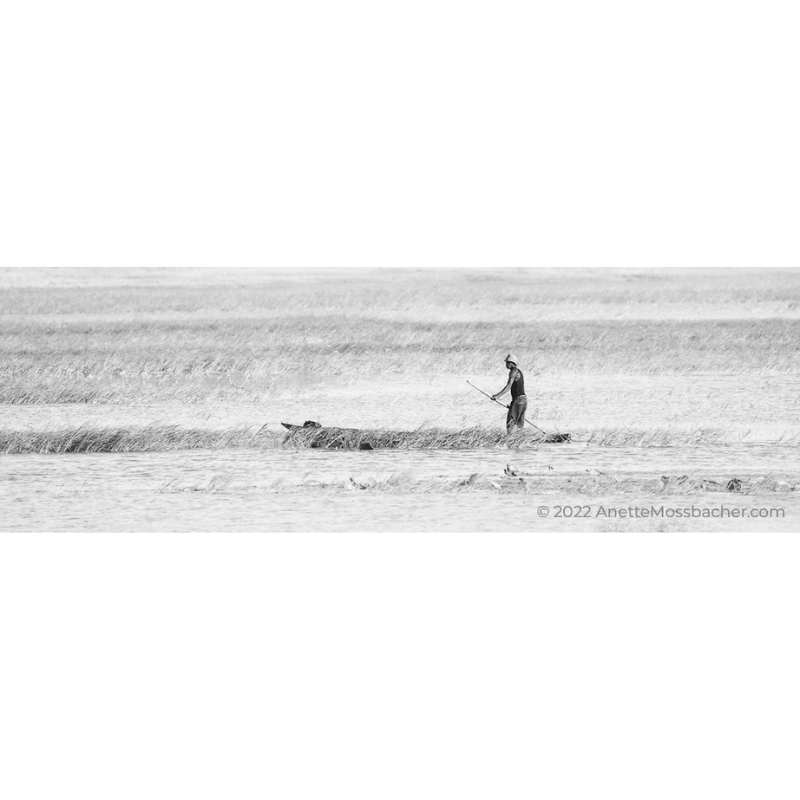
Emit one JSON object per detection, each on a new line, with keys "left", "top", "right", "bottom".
{"left": 0, "top": 425, "right": 271, "bottom": 454}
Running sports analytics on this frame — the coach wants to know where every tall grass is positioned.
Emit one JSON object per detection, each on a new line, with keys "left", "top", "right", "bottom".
{"left": 0, "top": 425, "right": 540, "bottom": 453}
{"left": 0, "top": 425, "right": 270, "bottom": 454}
{"left": 2, "top": 269, "right": 799, "bottom": 405}
{"left": 2, "top": 424, "right": 796, "bottom": 454}
{"left": 1, "top": 316, "right": 798, "bottom": 405}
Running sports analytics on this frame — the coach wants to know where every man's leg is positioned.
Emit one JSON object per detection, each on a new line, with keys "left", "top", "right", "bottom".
{"left": 506, "top": 402, "right": 515, "bottom": 434}
{"left": 515, "top": 396, "right": 528, "bottom": 429}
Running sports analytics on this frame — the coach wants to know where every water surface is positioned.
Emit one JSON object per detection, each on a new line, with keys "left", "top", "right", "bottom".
{"left": 3, "top": 444, "right": 797, "bottom": 531}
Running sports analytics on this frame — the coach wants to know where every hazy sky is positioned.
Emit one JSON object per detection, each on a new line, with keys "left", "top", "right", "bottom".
{"left": 2, "top": 1, "right": 798, "bottom": 267}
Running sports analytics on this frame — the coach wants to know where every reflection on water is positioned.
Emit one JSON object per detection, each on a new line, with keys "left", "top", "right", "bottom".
{"left": 2, "top": 444, "right": 798, "bottom": 531}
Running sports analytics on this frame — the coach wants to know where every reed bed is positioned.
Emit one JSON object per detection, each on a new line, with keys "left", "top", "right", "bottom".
{"left": 2, "top": 269, "right": 799, "bottom": 405}
{"left": 0, "top": 425, "right": 273, "bottom": 454}
{"left": 0, "top": 425, "right": 545, "bottom": 454}
{"left": 2, "top": 423, "right": 797, "bottom": 455}
{"left": 3, "top": 320, "right": 797, "bottom": 405}
{"left": 4, "top": 316, "right": 799, "bottom": 390}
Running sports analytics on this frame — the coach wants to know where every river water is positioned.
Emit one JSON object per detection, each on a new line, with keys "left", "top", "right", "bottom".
{"left": 2, "top": 443, "right": 798, "bottom": 531}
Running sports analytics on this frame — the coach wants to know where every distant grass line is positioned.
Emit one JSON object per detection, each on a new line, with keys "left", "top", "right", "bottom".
{"left": 1, "top": 424, "right": 798, "bottom": 454}
{"left": 2, "top": 269, "right": 799, "bottom": 316}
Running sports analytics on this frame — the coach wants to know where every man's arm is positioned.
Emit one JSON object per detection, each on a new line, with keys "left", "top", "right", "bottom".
{"left": 491, "top": 370, "right": 517, "bottom": 401}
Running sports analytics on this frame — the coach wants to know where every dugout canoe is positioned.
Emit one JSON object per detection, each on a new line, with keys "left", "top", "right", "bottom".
{"left": 281, "top": 422, "right": 385, "bottom": 449}
{"left": 281, "top": 422, "right": 570, "bottom": 449}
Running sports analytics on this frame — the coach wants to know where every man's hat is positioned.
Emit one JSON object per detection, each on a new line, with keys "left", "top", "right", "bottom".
{"left": 505, "top": 353, "right": 519, "bottom": 366}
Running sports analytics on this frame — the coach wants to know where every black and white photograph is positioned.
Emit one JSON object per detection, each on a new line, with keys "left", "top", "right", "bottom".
{"left": 1, "top": 266, "right": 799, "bottom": 532}
{"left": 3, "top": 1, "right": 799, "bottom": 798}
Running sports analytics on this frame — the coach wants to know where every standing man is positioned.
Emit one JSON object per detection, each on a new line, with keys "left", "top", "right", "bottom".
{"left": 491, "top": 353, "right": 527, "bottom": 433}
